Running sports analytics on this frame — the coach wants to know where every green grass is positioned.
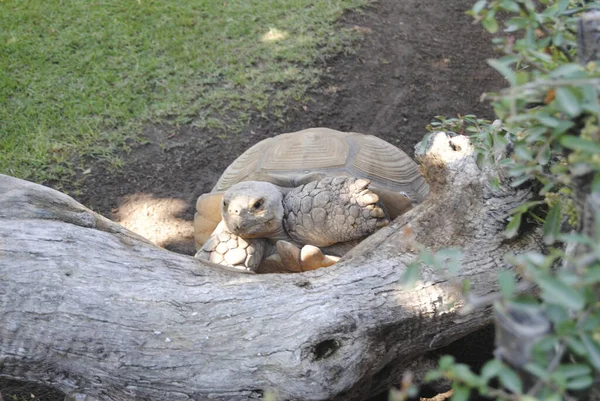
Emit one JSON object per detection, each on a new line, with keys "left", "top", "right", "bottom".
{"left": 0, "top": 0, "right": 367, "bottom": 183}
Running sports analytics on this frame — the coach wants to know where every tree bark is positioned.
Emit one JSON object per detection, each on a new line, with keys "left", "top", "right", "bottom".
{"left": 0, "top": 133, "right": 543, "bottom": 401}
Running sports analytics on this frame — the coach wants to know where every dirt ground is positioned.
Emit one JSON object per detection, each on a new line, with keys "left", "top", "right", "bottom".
{"left": 3, "top": 0, "right": 505, "bottom": 399}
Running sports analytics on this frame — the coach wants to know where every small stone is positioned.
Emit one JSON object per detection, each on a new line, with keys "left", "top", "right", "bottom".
{"left": 224, "top": 248, "right": 247, "bottom": 265}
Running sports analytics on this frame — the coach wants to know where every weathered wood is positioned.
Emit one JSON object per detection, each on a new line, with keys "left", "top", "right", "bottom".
{"left": 0, "top": 133, "right": 543, "bottom": 401}
{"left": 576, "top": 10, "right": 600, "bottom": 248}
{"left": 577, "top": 10, "right": 600, "bottom": 65}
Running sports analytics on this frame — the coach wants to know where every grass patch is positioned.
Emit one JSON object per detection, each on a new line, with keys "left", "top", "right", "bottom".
{"left": 1, "top": 0, "right": 367, "bottom": 184}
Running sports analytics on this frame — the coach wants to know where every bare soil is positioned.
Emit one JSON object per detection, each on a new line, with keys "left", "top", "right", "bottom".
{"left": 3, "top": 0, "right": 505, "bottom": 399}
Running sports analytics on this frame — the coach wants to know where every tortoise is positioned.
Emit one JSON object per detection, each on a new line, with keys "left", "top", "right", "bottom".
{"left": 193, "top": 127, "right": 429, "bottom": 273}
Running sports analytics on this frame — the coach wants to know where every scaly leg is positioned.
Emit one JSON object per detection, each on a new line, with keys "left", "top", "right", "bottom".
{"left": 195, "top": 221, "right": 265, "bottom": 272}
{"left": 283, "top": 176, "right": 390, "bottom": 247}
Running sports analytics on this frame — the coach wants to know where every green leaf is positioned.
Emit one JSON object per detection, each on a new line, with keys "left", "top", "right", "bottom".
{"left": 557, "top": 0, "right": 570, "bottom": 13}
{"left": 545, "top": 304, "right": 569, "bottom": 325}
{"left": 560, "top": 136, "right": 600, "bottom": 154}
{"left": 566, "top": 336, "right": 587, "bottom": 356}
{"left": 498, "top": 270, "right": 516, "bottom": 299}
{"left": 514, "top": 143, "right": 533, "bottom": 161}
{"left": 499, "top": 0, "right": 521, "bottom": 12}
{"left": 538, "top": 274, "right": 585, "bottom": 311}
{"left": 543, "top": 202, "right": 562, "bottom": 245}
{"left": 472, "top": 0, "right": 488, "bottom": 15}
{"left": 566, "top": 375, "right": 594, "bottom": 390}
{"left": 537, "top": 144, "right": 550, "bottom": 165}
{"left": 525, "top": 363, "right": 550, "bottom": 380}
{"left": 555, "top": 87, "right": 582, "bottom": 117}
{"left": 488, "top": 59, "right": 515, "bottom": 85}
{"left": 549, "top": 63, "right": 583, "bottom": 78}
{"left": 582, "top": 86, "right": 600, "bottom": 113}
{"left": 551, "top": 120, "right": 576, "bottom": 137}
{"left": 401, "top": 264, "right": 421, "bottom": 288}
{"left": 498, "top": 366, "right": 523, "bottom": 394}
{"left": 536, "top": 114, "right": 562, "bottom": 128}
{"left": 450, "top": 385, "right": 470, "bottom": 401}
{"left": 453, "top": 364, "right": 481, "bottom": 387}
{"left": 510, "top": 201, "right": 544, "bottom": 215}
{"left": 592, "top": 172, "right": 600, "bottom": 193}
{"left": 540, "top": 182, "right": 555, "bottom": 195}
{"left": 481, "top": 359, "right": 503, "bottom": 382}
{"left": 424, "top": 370, "right": 442, "bottom": 382}
{"left": 504, "top": 212, "right": 522, "bottom": 239}
{"left": 482, "top": 16, "right": 499, "bottom": 33}
{"left": 581, "top": 334, "right": 600, "bottom": 370}
{"left": 420, "top": 249, "right": 434, "bottom": 266}
{"left": 556, "top": 364, "right": 591, "bottom": 379}
{"left": 583, "top": 265, "right": 600, "bottom": 284}
{"left": 553, "top": 31, "right": 563, "bottom": 46}
{"left": 419, "top": 133, "right": 432, "bottom": 155}
{"left": 439, "top": 355, "right": 455, "bottom": 370}
{"left": 524, "top": 126, "right": 548, "bottom": 142}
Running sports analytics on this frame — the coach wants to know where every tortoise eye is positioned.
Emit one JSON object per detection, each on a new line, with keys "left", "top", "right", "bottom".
{"left": 252, "top": 199, "right": 264, "bottom": 210}
{"left": 222, "top": 200, "right": 229, "bottom": 209}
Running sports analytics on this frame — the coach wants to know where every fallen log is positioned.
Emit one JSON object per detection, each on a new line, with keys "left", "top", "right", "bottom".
{"left": 0, "top": 132, "right": 543, "bottom": 401}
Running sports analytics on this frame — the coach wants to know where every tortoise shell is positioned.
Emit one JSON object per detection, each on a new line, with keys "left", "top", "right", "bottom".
{"left": 214, "top": 128, "right": 428, "bottom": 198}
{"left": 194, "top": 128, "right": 429, "bottom": 248}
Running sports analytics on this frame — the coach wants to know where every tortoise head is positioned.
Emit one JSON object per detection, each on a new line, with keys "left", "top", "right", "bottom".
{"left": 222, "top": 181, "right": 285, "bottom": 239}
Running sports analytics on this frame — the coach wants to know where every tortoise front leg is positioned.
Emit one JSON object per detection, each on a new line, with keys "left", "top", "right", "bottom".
{"left": 283, "top": 176, "right": 390, "bottom": 247}
{"left": 275, "top": 241, "right": 339, "bottom": 272}
{"left": 254, "top": 241, "right": 339, "bottom": 273}
{"left": 195, "top": 221, "right": 266, "bottom": 272}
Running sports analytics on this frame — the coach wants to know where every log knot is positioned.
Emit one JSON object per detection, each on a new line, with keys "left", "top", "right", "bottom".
{"left": 312, "top": 338, "right": 341, "bottom": 361}
{"left": 415, "top": 133, "right": 478, "bottom": 193}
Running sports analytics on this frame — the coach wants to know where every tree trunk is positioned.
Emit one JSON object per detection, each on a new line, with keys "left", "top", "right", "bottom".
{"left": 0, "top": 133, "right": 543, "bottom": 401}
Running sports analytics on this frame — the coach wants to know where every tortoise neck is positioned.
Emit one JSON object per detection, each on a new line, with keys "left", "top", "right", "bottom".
{"left": 265, "top": 197, "right": 289, "bottom": 241}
